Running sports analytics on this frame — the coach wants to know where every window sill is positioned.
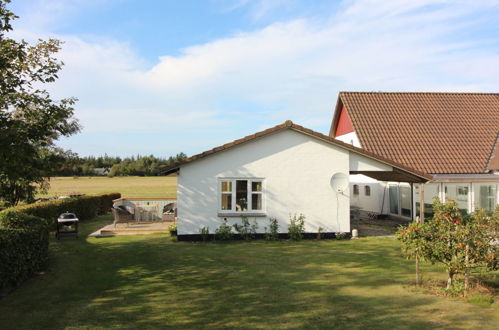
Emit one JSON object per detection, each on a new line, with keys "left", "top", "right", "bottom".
{"left": 218, "top": 212, "right": 267, "bottom": 217}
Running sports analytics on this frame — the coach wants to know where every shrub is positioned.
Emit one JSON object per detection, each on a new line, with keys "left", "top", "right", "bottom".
{"left": 0, "top": 225, "right": 49, "bottom": 289}
{"left": 0, "top": 210, "right": 52, "bottom": 231}
{"left": 168, "top": 223, "right": 177, "bottom": 236}
{"left": 215, "top": 218, "right": 233, "bottom": 241}
{"left": 233, "top": 216, "right": 258, "bottom": 241}
{"left": 264, "top": 217, "right": 279, "bottom": 241}
{"left": 199, "top": 226, "right": 210, "bottom": 242}
{"left": 335, "top": 232, "right": 347, "bottom": 240}
{"left": 0, "top": 193, "right": 121, "bottom": 229}
{"left": 288, "top": 213, "right": 306, "bottom": 241}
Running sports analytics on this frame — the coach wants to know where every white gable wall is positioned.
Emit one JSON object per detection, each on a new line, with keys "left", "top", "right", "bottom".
{"left": 177, "top": 129, "right": 351, "bottom": 235}
{"left": 335, "top": 131, "right": 361, "bottom": 147}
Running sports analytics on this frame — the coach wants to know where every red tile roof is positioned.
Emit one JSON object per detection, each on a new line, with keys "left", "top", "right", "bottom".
{"left": 330, "top": 92, "right": 499, "bottom": 174}
{"left": 163, "top": 120, "right": 431, "bottom": 182}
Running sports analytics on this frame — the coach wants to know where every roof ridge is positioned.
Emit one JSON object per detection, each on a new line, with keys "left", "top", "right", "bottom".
{"left": 162, "top": 120, "right": 432, "bottom": 181}
{"left": 340, "top": 91, "right": 499, "bottom": 95}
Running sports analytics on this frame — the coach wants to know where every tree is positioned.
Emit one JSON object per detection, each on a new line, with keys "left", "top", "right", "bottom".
{"left": 0, "top": 0, "right": 80, "bottom": 206}
{"left": 397, "top": 199, "right": 498, "bottom": 291}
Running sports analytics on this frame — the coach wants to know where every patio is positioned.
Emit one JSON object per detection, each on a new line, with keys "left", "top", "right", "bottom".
{"left": 89, "top": 221, "right": 170, "bottom": 237}
{"left": 89, "top": 197, "right": 177, "bottom": 237}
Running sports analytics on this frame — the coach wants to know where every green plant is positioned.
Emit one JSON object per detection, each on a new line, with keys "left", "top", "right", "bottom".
{"left": 466, "top": 293, "right": 494, "bottom": 307}
{"left": 437, "top": 280, "right": 465, "bottom": 297}
{"left": 0, "top": 1, "right": 80, "bottom": 206}
{"left": 199, "top": 226, "right": 210, "bottom": 242}
{"left": 0, "top": 210, "right": 51, "bottom": 231}
{"left": 168, "top": 223, "right": 177, "bottom": 236}
{"left": 0, "top": 222, "right": 49, "bottom": 289}
{"left": 233, "top": 216, "right": 258, "bottom": 241}
{"left": 215, "top": 218, "right": 233, "bottom": 241}
{"left": 335, "top": 232, "right": 347, "bottom": 240}
{"left": 397, "top": 198, "right": 498, "bottom": 291}
{"left": 288, "top": 213, "right": 305, "bottom": 241}
{"left": 264, "top": 217, "right": 279, "bottom": 241}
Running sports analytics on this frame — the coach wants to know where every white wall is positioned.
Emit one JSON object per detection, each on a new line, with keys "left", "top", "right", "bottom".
{"left": 177, "top": 129, "right": 351, "bottom": 235}
{"left": 349, "top": 175, "right": 385, "bottom": 213}
{"left": 335, "top": 131, "right": 361, "bottom": 147}
{"left": 350, "top": 176, "right": 414, "bottom": 218}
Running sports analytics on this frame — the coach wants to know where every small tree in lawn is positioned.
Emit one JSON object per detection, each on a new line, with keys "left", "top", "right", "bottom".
{"left": 397, "top": 198, "right": 498, "bottom": 292}
{"left": 396, "top": 221, "right": 427, "bottom": 286}
{"left": 423, "top": 199, "right": 465, "bottom": 290}
{"left": 460, "top": 207, "right": 498, "bottom": 290}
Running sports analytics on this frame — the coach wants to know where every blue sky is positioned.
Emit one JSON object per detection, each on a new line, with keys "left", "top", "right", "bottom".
{"left": 8, "top": 0, "right": 499, "bottom": 157}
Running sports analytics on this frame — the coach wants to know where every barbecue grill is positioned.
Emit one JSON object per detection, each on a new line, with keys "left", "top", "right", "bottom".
{"left": 56, "top": 212, "right": 79, "bottom": 239}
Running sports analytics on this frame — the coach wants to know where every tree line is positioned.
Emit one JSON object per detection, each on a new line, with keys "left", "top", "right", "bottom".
{"left": 53, "top": 152, "right": 187, "bottom": 177}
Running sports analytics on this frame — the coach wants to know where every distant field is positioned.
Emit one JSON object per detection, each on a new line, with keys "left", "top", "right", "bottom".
{"left": 38, "top": 176, "right": 177, "bottom": 198}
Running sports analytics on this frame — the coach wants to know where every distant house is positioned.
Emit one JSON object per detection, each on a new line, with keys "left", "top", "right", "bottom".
{"left": 330, "top": 92, "right": 499, "bottom": 219}
{"left": 164, "top": 121, "right": 430, "bottom": 240}
{"left": 92, "top": 168, "right": 110, "bottom": 176}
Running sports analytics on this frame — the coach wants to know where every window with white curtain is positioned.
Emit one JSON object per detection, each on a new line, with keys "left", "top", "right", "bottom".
{"left": 474, "top": 184, "right": 497, "bottom": 212}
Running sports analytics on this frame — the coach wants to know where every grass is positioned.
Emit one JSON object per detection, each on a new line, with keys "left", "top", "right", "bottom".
{"left": 0, "top": 215, "right": 497, "bottom": 329}
{"left": 37, "top": 176, "right": 177, "bottom": 198}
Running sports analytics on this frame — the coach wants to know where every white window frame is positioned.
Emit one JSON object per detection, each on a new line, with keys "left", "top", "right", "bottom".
{"left": 218, "top": 178, "right": 265, "bottom": 215}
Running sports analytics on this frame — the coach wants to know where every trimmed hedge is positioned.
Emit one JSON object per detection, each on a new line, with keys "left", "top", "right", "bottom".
{"left": 0, "top": 193, "right": 119, "bottom": 290}
{"left": 0, "top": 193, "right": 120, "bottom": 230}
{"left": 0, "top": 222, "right": 49, "bottom": 289}
{"left": 0, "top": 210, "right": 52, "bottom": 230}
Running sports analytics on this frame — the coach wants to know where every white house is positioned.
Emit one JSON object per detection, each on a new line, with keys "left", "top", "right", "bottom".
{"left": 164, "top": 121, "right": 430, "bottom": 240}
{"left": 330, "top": 92, "right": 499, "bottom": 220}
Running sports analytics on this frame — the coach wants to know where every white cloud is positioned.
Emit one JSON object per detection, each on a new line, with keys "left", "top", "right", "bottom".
{"left": 9, "top": 0, "right": 499, "bottom": 155}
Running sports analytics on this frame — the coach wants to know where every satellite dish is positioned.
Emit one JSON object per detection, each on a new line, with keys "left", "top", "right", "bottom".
{"left": 330, "top": 173, "right": 349, "bottom": 193}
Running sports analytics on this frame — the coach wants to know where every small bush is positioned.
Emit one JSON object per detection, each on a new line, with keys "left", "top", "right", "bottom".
{"left": 233, "top": 216, "right": 258, "bottom": 241}
{"left": 0, "top": 225, "right": 49, "bottom": 289}
{"left": 215, "top": 218, "right": 233, "bottom": 241}
{"left": 335, "top": 232, "right": 347, "bottom": 240}
{"left": 437, "top": 280, "right": 465, "bottom": 297}
{"left": 168, "top": 223, "right": 177, "bottom": 236}
{"left": 264, "top": 217, "right": 279, "bottom": 241}
{"left": 199, "top": 226, "right": 210, "bottom": 242}
{"left": 288, "top": 214, "right": 305, "bottom": 241}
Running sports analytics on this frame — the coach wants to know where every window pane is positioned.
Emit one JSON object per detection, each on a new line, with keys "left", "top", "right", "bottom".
{"left": 475, "top": 184, "right": 497, "bottom": 212}
{"left": 221, "top": 194, "right": 232, "bottom": 210}
{"left": 364, "top": 185, "right": 371, "bottom": 196}
{"left": 445, "top": 184, "right": 469, "bottom": 213}
{"left": 221, "top": 181, "right": 232, "bottom": 192}
{"left": 415, "top": 183, "right": 440, "bottom": 218}
{"left": 252, "top": 193, "right": 262, "bottom": 210}
{"left": 236, "top": 180, "right": 248, "bottom": 211}
{"left": 252, "top": 181, "right": 262, "bottom": 192}
{"left": 400, "top": 186, "right": 411, "bottom": 217}
{"left": 353, "top": 185, "right": 359, "bottom": 195}
{"left": 389, "top": 185, "right": 399, "bottom": 214}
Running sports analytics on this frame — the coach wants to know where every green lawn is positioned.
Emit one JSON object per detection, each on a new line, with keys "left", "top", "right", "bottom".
{"left": 0, "top": 215, "right": 497, "bottom": 329}
{"left": 37, "top": 176, "right": 177, "bottom": 198}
